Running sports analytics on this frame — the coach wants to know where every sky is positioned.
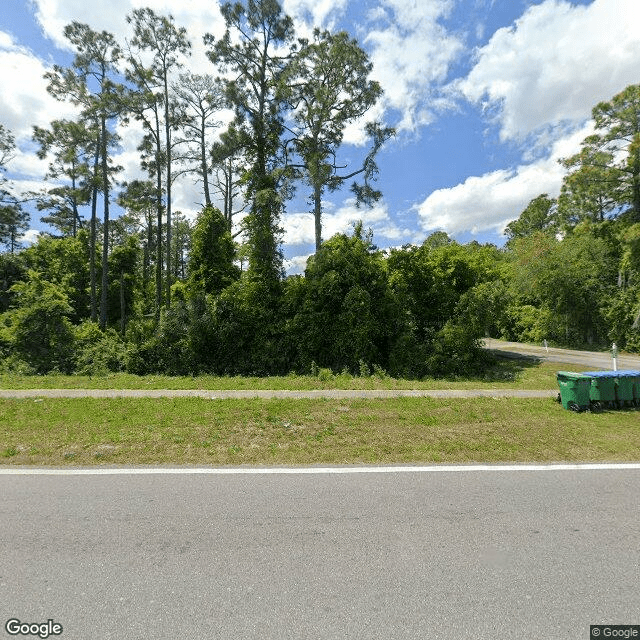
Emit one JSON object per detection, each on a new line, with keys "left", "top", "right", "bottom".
{"left": 1, "top": 0, "right": 640, "bottom": 273}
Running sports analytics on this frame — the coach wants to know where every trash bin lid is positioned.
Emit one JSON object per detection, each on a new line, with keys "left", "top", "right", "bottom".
{"left": 557, "top": 371, "right": 591, "bottom": 379}
{"left": 582, "top": 371, "right": 616, "bottom": 377}
{"left": 615, "top": 370, "right": 640, "bottom": 377}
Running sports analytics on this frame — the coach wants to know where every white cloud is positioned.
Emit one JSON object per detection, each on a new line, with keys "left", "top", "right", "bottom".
{"left": 19, "top": 229, "right": 42, "bottom": 245}
{"left": 282, "top": 211, "right": 316, "bottom": 246}
{"left": 0, "top": 31, "right": 77, "bottom": 141}
{"left": 415, "top": 124, "right": 592, "bottom": 236}
{"left": 283, "top": 197, "right": 409, "bottom": 246}
{"left": 283, "top": 253, "right": 312, "bottom": 275}
{"left": 457, "top": 0, "right": 640, "bottom": 142}
{"left": 283, "top": 0, "right": 348, "bottom": 31}
{"left": 364, "top": 0, "right": 464, "bottom": 132}
{"left": 7, "top": 148, "right": 50, "bottom": 183}
{"left": 32, "top": 0, "right": 225, "bottom": 73}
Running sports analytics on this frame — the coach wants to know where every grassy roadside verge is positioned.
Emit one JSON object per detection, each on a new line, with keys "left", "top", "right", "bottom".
{"left": 0, "top": 356, "right": 567, "bottom": 391}
{"left": 2, "top": 396, "right": 638, "bottom": 466}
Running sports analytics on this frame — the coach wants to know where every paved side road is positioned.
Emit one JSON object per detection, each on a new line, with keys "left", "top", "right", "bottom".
{"left": 1, "top": 467, "right": 638, "bottom": 640}
{"left": 484, "top": 338, "right": 640, "bottom": 370}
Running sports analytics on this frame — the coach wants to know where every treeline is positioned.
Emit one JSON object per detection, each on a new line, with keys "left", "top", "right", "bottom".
{"left": 0, "top": 0, "right": 639, "bottom": 377}
{"left": 1, "top": 198, "right": 639, "bottom": 377}
{"left": 0, "top": 216, "right": 505, "bottom": 376}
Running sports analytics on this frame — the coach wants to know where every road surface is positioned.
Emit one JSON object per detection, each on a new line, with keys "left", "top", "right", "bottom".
{"left": 484, "top": 338, "right": 640, "bottom": 370}
{"left": 1, "top": 466, "right": 638, "bottom": 640}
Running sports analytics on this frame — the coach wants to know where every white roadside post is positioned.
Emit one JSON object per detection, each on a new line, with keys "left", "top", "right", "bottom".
{"left": 612, "top": 342, "right": 618, "bottom": 372}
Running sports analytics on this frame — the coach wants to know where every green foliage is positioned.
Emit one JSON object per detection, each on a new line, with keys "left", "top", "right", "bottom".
{"left": 505, "top": 194, "right": 557, "bottom": 245}
{"left": 6, "top": 272, "right": 75, "bottom": 373}
{"left": 501, "top": 305, "right": 553, "bottom": 344}
{"left": 204, "top": 0, "right": 294, "bottom": 291}
{"left": 559, "top": 84, "right": 640, "bottom": 224}
{"left": 428, "top": 322, "right": 487, "bottom": 377}
{"left": 8, "top": 63, "right": 640, "bottom": 383}
{"left": 32, "top": 118, "right": 93, "bottom": 237}
{"left": 0, "top": 124, "right": 30, "bottom": 252}
{"left": 20, "top": 234, "right": 91, "bottom": 323}
{"left": 283, "top": 28, "right": 392, "bottom": 250}
{"left": 74, "top": 321, "right": 127, "bottom": 375}
{"left": 387, "top": 239, "right": 508, "bottom": 375}
{"left": 208, "top": 279, "right": 292, "bottom": 375}
{"left": 0, "top": 203, "right": 29, "bottom": 253}
{"left": 289, "top": 227, "right": 400, "bottom": 374}
{"left": 125, "top": 301, "right": 195, "bottom": 375}
{"left": 188, "top": 205, "right": 239, "bottom": 296}
{"left": 508, "top": 229, "right": 617, "bottom": 345}
{"left": 0, "top": 251, "right": 27, "bottom": 313}
{"left": 107, "top": 234, "right": 140, "bottom": 331}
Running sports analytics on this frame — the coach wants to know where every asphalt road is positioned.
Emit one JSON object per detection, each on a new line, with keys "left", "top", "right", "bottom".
{"left": 1, "top": 467, "right": 639, "bottom": 640}
{"left": 484, "top": 338, "right": 640, "bottom": 370}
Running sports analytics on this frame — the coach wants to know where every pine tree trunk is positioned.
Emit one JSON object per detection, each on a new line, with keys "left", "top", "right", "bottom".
{"left": 314, "top": 182, "right": 322, "bottom": 253}
{"left": 90, "top": 130, "right": 100, "bottom": 323}
{"left": 164, "top": 74, "right": 172, "bottom": 308}
{"left": 120, "top": 270, "right": 126, "bottom": 335}
{"left": 99, "top": 114, "right": 110, "bottom": 331}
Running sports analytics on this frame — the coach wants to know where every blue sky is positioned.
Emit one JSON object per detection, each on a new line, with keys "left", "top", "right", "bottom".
{"left": 1, "top": 0, "right": 640, "bottom": 272}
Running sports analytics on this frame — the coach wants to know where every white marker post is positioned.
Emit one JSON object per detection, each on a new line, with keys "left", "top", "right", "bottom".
{"left": 612, "top": 342, "right": 618, "bottom": 372}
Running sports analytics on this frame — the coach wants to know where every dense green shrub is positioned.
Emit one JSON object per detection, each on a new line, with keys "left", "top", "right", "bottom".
{"left": 287, "top": 227, "right": 401, "bottom": 374}
{"left": 7, "top": 272, "right": 75, "bottom": 373}
{"left": 74, "top": 321, "right": 127, "bottom": 375}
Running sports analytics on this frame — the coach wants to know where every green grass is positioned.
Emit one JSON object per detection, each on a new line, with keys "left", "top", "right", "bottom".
{"left": 2, "top": 355, "right": 630, "bottom": 467}
{"left": 0, "top": 354, "right": 561, "bottom": 391}
{"left": 1, "top": 396, "right": 638, "bottom": 466}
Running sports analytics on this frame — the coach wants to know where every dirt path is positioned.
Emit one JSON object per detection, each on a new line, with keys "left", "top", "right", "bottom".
{"left": 0, "top": 388, "right": 556, "bottom": 399}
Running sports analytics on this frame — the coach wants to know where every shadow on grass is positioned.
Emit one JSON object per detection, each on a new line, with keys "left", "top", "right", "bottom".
{"left": 441, "top": 351, "right": 543, "bottom": 384}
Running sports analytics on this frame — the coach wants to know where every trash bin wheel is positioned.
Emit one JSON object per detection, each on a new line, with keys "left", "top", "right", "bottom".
{"left": 590, "top": 401, "right": 602, "bottom": 413}
{"left": 568, "top": 401, "right": 581, "bottom": 412}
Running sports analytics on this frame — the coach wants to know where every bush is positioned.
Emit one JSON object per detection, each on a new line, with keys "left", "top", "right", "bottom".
{"left": 9, "top": 273, "right": 75, "bottom": 374}
{"left": 125, "top": 303, "right": 194, "bottom": 375}
{"left": 209, "top": 279, "right": 292, "bottom": 376}
{"left": 503, "top": 305, "right": 552, "bottom": 344}
{"left": 74, "top": 321, "right": 128, "bottom": 375}
{"left": 0, "top": 355, "right": 36, "bottom": 375}
{"left": 289, "top": 229, "right": 400, "bottom": 374}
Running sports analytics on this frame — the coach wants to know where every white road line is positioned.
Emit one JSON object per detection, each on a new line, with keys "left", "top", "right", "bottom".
{"left": 1, "top": 463, "right": 639, "bottom": 475}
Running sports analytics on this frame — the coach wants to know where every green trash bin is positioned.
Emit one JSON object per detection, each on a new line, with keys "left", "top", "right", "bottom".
{"left": 582, "top": 371, "right": 618, "bottom": 410}
{"left": 556, "top": 372, "right": 592, "bottom": 411}
{"left": 616, "top": 370, "right": 640, "bottom": 408}
{"left": 631, "top": 370, "right": 640, "bottom": 407}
